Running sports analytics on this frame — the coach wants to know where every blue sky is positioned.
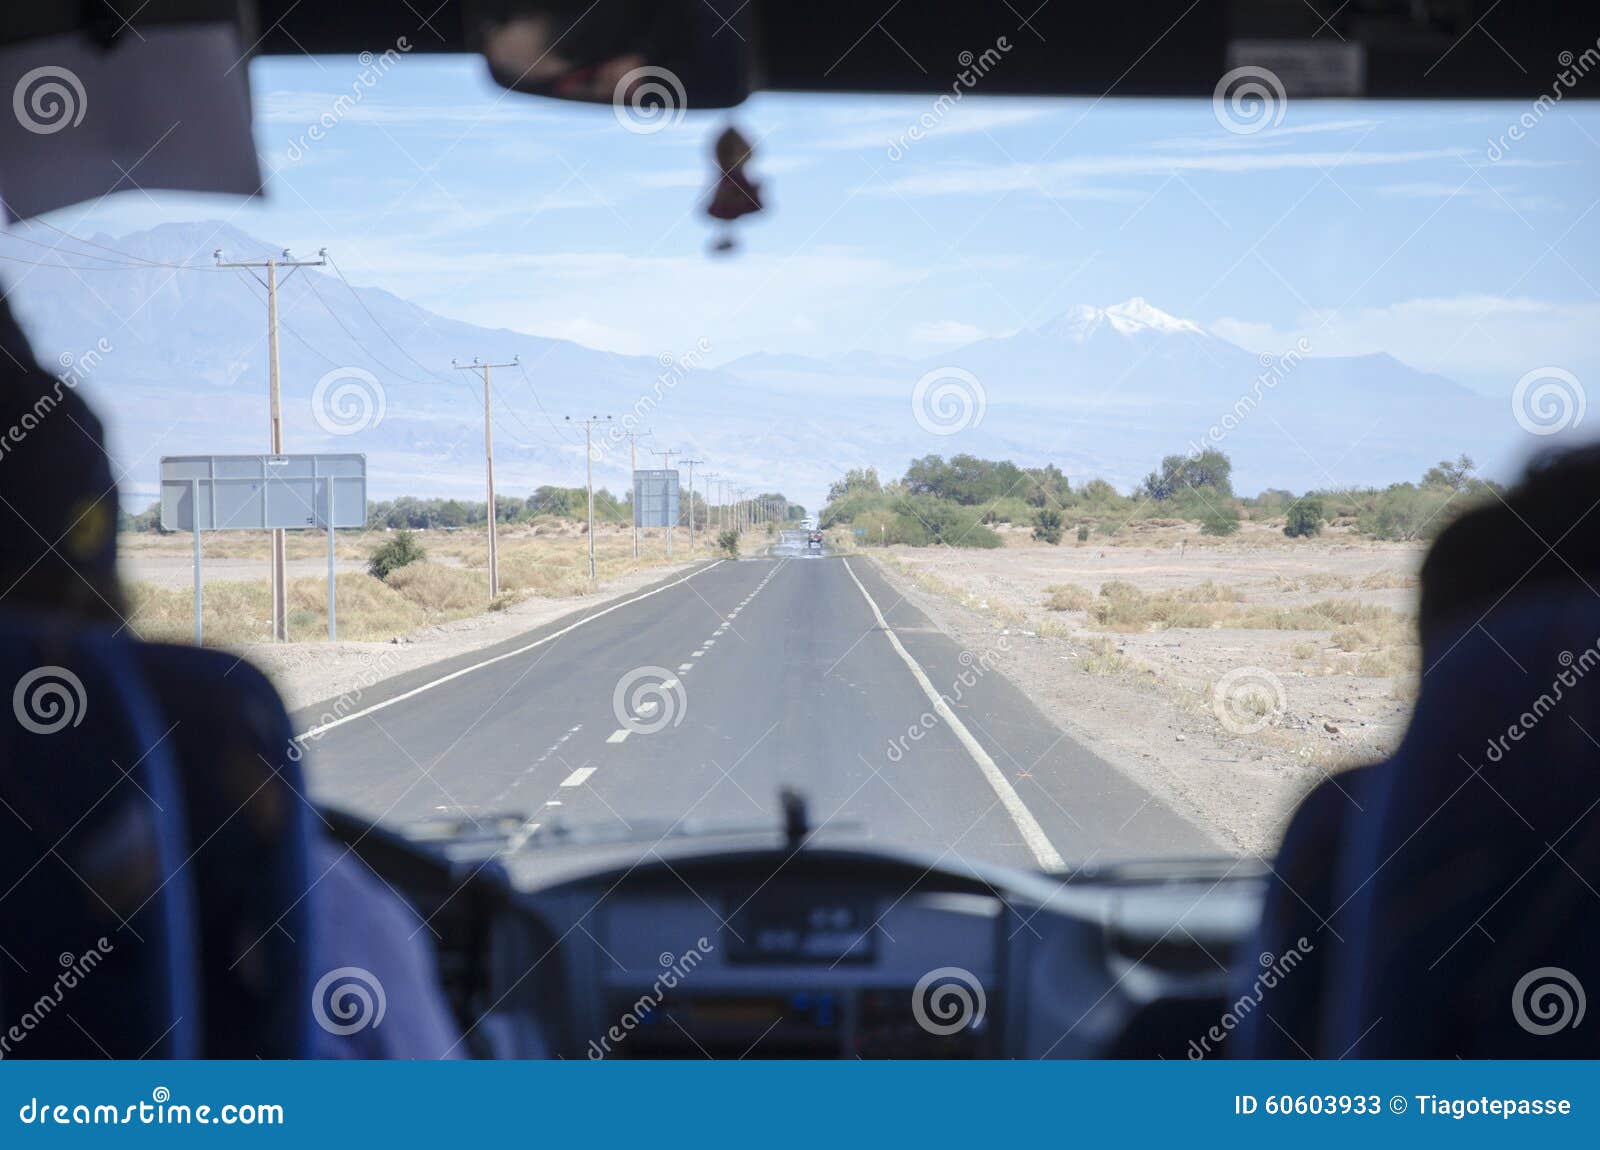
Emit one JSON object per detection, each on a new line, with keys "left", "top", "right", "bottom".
{"left": 50, "top": 52, "right": 1600, "bottom": 394}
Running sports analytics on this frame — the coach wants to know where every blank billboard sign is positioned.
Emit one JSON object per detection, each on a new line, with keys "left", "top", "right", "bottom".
{"left": 159, "top": 454, "right": 367, "bottom": 531}
{"left": 633, "top": 468, "right": 680, "bottom": 528}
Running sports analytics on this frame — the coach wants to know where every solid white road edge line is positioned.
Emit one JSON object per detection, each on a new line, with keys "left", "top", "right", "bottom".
{"left": 293, "top": 560, "right": 725, "bottom": 742}
{"left": 841, "top": 557, "right": 1066, "bottom": 872}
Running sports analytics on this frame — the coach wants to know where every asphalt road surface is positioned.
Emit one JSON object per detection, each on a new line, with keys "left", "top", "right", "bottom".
{"left": 297, "top": 531, "right": 1216, "bottom": 879}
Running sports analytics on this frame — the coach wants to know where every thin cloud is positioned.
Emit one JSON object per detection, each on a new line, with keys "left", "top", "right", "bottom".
{"left": 879, "top": 146, "right": 1468, "bottom": 197}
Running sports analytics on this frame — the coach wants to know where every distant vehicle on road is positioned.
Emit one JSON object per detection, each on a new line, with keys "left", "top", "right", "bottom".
{"left": 807, "top": 531, "right": 823, "bottom": 549}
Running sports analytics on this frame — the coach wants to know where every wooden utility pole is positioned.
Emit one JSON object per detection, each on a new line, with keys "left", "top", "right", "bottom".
{"left": 626, "top": 429, "right": 652, "bottom": 558}
{"left": 216, "top": 245, "right": 326, "bottom": 641}
{"left": 567, "top": 416, "right": 613, "bottom": 580}
{"left": 453, "top": 357, "right": 519, "bottom": 600}
{"left": 681, "top": 459, "right": 703, "bottom": 554}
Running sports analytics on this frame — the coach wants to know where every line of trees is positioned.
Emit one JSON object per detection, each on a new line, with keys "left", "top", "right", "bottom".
{"left": 820, "top": 450, "right": 1502, "bottom": 547}
{"left": 122, "top": 484, "right": 806, "bottom": 534}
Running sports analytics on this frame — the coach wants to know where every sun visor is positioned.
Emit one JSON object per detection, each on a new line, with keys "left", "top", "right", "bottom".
{"left": 0, "top": 21, "right": 260, "bottom": 222}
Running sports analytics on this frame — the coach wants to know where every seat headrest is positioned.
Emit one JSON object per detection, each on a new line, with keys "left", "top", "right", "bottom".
{"left": 0, "top": 615, "right": 200, "bottom": 1059}
{"left": 131, "top": 642, "right": 315, "bottom": 1058}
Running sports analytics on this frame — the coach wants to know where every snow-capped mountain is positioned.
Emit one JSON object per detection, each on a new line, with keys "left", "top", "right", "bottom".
{"left": 1035, "top": 297, "right": 1208, "bottom": 342}
{"left": 0, "top": 222, "right": 1519, "bottom": 510}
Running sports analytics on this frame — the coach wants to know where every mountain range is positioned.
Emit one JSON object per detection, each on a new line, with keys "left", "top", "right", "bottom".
{"left": 1, "top": 221, "right": 1516, "bottom": 512}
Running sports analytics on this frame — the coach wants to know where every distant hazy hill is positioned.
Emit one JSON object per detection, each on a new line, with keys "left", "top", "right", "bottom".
{"left": 2, "top": 221, "right": 1512, "bottom": 510}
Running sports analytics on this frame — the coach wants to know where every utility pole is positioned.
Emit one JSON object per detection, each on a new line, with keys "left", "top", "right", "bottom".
{"left": 216, "top": 245, "right": 327, "bottom": 642}
{"left": 704, "top": 472, "right": 717, "bottom": 541}
{"left": 626, "top": 429, "right": 652, "bottom": 558}
{"left": 681, "top": 459, "right": 703, "bottom": 554}
{"left": 452, "top": 357, "right": 519, "bottom": 600}
{"left": 649, "top": 447, "right": 678, "bottom": 558}
{"left": 566, "top": 415, "right": 612, "bottom": 580}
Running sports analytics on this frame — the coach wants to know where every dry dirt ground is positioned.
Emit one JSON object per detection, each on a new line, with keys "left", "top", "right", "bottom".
{"left": 850, "top": 520, "right": 1427, "bottom": 856}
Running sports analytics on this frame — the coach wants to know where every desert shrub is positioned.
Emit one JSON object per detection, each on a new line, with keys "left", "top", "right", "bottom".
{"left": 384, "top": 561, "right": 483, "bottom": 615}
{"left": 1032, "top": 508, "right": 1064, "bottom": 545}
{"left": 1353, "top": 484, "right": 1460, "bottom": 541}
{"left": 1076, "top": 523, "right": 1090, "bottom": 543}
{"left": 717, "top": 529, "right": 740, "bottom": 558}
{"left": 1198, "top": 503, "right": 1241, "bottom": 536}
{"left": 1284, "top": 497, "right": 1325, "bottom": 538}
{"left": 1045, "top": 584, "right": 1094, "bottom": 612}
{"left": 367, "top": 529, "right": 426, "bottom": 580}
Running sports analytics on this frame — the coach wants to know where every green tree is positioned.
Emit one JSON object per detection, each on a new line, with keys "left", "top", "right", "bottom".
{"left": 1283, "top": 496, "right": 1325, "bottom": 538}
{"left": 1422, "top": 453, "right": 1476, "bottom": 491}
{"left": 368, "top": 529, "right": 426, "bottom": 580}
{"left": 827, "top": 467, "right": 881, "bottom": 503}
{"left": 1142, "top": 449, "right": 1234, "bottom": 501}
{"left": 1032, "top": 507, "right": 1064, "bottom": 545}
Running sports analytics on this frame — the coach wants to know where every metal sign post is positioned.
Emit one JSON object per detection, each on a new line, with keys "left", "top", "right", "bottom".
{"left": 191, "top": 478, "right": 203, "bottom": 645}
{"left": 326, "top": 479, "right": 338, "bottom": 642}
{"left": 161, "top": 454, "right": 366, "bottom": 645}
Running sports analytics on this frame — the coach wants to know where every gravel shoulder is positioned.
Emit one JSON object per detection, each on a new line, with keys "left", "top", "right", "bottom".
{"left": 858, "top": 525, "right": 1424, "bottom": 855}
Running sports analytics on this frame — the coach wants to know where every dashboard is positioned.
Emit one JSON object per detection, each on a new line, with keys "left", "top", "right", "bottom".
{"left": 332, "top": 810, "right": 1266, "bottom": 1060}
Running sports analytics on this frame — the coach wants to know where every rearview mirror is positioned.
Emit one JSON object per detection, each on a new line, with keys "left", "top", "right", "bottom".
{"left": 464, "top": 0, "right": 751, "bottom": 114}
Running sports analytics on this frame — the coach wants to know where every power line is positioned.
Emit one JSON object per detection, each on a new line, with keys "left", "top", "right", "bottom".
{"left": 11, "top": 220, "right": 220, "bottom": 269}
{"left": 238, "top": 267, "right": 558, "bottom": 455}
{"left": 324, "top": 254, "right": 452, "bottom": 385}
{"left": 300, "top": 272, "right": 445, "bottom": 387}
{"left": 514, "top": 358, "right": 580, "bottom": 444}
{"left": 0, "top": 250, "right": 219, "bottom": 272}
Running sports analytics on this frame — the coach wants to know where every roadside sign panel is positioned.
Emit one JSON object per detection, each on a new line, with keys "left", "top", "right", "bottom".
{"left": 160, "top": 454, "right": 367, "bottom": 531}
{"left": 633, "top": 468, "right": 680, "bottom": 529}
{"left": 159, "top": 454, "right": 367, "bottom": 647}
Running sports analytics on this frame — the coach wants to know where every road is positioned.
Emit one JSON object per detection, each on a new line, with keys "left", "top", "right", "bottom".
{"left": 297, "top": 531, "right": 1215, "bottom": 878}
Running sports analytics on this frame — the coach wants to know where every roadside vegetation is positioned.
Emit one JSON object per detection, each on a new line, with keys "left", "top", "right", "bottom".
{"left": 118, "top": 487, "right": 810, "bottom": 535}
{"left": 122, "top": 525, "right": 721, "bottom": 646}
{"left": 819, "top": 450, "right": 1499, "bottom": 547}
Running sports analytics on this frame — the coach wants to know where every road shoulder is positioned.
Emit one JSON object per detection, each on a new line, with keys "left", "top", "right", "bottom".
{"left": 858, "top": 552, "right": 1271, "bottom": 855}
{"left": 264, "top": 560, "right": 721, "bottom": 731}
{"left": 847, "top": 555, "right": 1226, "bottom": 858}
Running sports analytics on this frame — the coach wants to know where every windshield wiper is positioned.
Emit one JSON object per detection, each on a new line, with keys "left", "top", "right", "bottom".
{"left": 403, "top": 788, "right": 857, "bottom": 858}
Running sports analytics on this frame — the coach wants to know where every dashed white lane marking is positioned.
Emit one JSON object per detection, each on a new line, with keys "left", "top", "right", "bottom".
{"left": 691, "top": 650, "right": 705, "bottom": 658}
{"left": 702, "top": 638, "right": 716, "bottom": 647}
{"left": 606, "top": 729, "right": 630, "bottom": 743}
{"left": 292, "top": 561, "right": 724, "bottom": 741}
{"left": 487, "top": 723, "right": 584, "bottom": 806}
{"left": 841, "top": 558, "right": 1065, "bottom": 872}
{"left": 636, "top": 700, "right": 659, "bottom": 716}
{"left": 677, "top": 663, "right": 694, "bottom": 671}
{"left": 501, "top": 819, "right": 541, "bottom": 855}
{"left": 560, "top": 766, "right": 596, "bottom": 787}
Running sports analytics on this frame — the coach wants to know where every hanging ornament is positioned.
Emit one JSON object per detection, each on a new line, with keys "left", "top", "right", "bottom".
{"left": 704, "top": 124, "right": 763, "bottom": 254}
